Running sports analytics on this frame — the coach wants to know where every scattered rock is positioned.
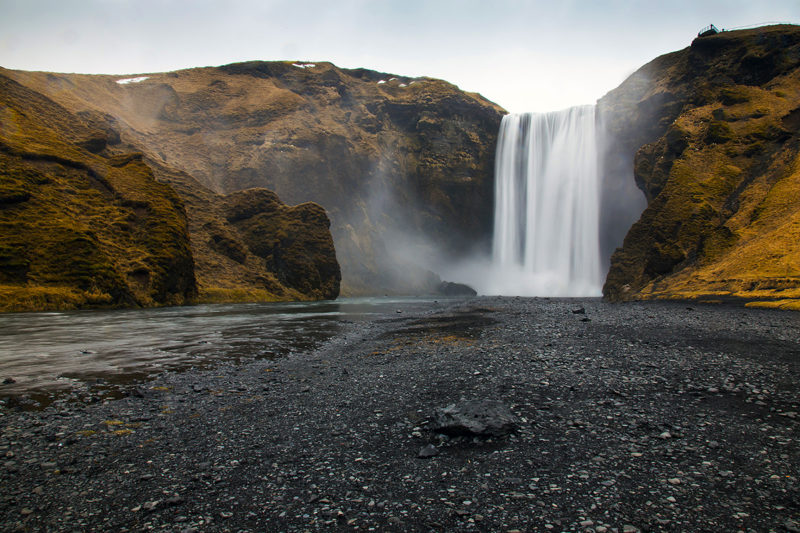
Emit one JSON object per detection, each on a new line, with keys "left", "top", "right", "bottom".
{"left": 165, "top": 495, "right": 185, "bottom": 506}
{"left": 785, "top": 519, "right": 800, "bottom": 533}
{"left": 430, "top": 400, "right": 519, "bottom": 437}
{"left": 142, "top": 501, "right": 160, "bottom": 511}
{"left": 0, "top": 297, "right": 797, "bottom": 532}
{"left": 417, "top": 444, "right": 439, "bottom": 458}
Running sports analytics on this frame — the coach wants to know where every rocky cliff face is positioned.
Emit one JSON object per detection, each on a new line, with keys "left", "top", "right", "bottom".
{"left": 221, "top": 189, "right": 340, "bottom": 300}
{"left": 0, "top": 73, "right": 197, "bottom": 311}
{"left": 5, "top": 62, "right": 504, "bottom": 295}
{"left": 0, "top": 70, "right": 340, "bottom": 311}
{"left": 600, "top": 25, "right": 800, "bottom": 307}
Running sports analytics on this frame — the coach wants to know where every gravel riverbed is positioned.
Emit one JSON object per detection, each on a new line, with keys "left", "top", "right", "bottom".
{"left": 1, "top": 297, "right": 798, "bottom": 532}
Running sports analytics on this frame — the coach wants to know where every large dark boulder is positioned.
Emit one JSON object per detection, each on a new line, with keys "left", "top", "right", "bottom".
{"left": 430, "top": 400, "right": 519, "bottom": 438}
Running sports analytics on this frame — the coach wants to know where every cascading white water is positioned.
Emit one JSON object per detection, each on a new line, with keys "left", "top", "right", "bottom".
{"left": 489, "top": 105, "right": 603, "bottom": 296}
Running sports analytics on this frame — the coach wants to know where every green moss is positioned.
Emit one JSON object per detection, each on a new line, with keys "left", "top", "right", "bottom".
{"left": 222, "top": 190, "right": 340, "bottom": 300}
{"left": 705, "top": 121, "right": 734, "bottom": 144}
{"left": 0, "top": 73, "right": 197, "bottom": 312}
{"left": 719, "top": 86, "right": 750, "bottom": 105}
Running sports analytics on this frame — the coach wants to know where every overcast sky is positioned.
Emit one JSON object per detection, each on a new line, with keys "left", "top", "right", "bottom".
{"left": 1, "top": 0, "right": 798, "bottom": 112}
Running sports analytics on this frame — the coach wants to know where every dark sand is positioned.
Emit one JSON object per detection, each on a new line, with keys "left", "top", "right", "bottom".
{"left": 1, "top": 297, "right": 798, "bottom": 532}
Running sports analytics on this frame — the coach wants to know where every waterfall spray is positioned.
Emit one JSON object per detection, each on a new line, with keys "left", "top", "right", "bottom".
{"left": 489, "top": 106, "right": 602, "bottom": 296}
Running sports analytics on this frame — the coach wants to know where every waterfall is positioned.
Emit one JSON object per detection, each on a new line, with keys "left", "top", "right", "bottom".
{"left": 489, "top": 106, "right": 602, "bottom": 296}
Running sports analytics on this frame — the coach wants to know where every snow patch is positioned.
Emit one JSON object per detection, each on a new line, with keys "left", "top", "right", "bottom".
{"left": 116, "top": 76, "right": 149, "bottom": 85}
{"left": 292, "top": 63, "right": 316, "bottom": 69}
{"left": 377, "top": 80, "right": 386, "bottom": 84}
{"left": 399, "top": 83, "right": 408, "bottom": 88}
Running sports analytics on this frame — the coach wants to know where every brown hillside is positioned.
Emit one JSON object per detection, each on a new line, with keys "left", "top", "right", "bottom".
{"left": 0, "top": 70, "right": 340, "bottom": 310}
{"left": 600, "top": 25, "right": 800, "bottom": 308}
{"left": 4, "top": 62, "right": 505, "bottom": 295}
{"left": 0, "top": 73, "right": 197, "bottom": 311}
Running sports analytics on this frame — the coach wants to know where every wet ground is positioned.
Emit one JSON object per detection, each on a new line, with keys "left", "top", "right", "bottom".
{"left": 1, "top": 297, "right": 798, "bottom": 531}
{"left": 0, "top": 297, "right": 438, "bottom": 407}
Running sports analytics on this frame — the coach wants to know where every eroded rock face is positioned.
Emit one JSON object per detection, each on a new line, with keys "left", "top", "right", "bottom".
{"left": 222, "top": 189, "right": 340, "bottom": 300}
{"left": 599, "top": 25, "right": 800, "bottom": 303}
{"left": 4, "top": 62, "right": 505, "bottom": 295}
{"left": 0, "top": 72, "right": 197, "bottom": 311}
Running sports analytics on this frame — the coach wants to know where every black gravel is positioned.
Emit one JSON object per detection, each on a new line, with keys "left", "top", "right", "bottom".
{"left": 1, "top": 297, "right": 798, "bottom": 532}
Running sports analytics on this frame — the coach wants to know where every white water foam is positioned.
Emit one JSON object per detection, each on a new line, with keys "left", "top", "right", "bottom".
{"left": 487, "top": 106, "right": 603, "bottom": 296}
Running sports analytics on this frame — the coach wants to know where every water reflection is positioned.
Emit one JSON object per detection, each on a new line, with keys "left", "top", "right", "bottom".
{"left": 0, "top": 297, "right": 438, "bottom": 402}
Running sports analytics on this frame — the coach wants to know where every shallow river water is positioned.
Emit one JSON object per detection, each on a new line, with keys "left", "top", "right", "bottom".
{"left": 0, "top": 297, "right": 439, "bottom": 403}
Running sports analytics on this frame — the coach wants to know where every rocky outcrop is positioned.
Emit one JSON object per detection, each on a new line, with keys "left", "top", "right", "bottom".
{"left": 4, "top": 62, "right": 505, "bottom": 295}
{"left": 221, "top": 189, "right": 340, "bottom": 300}
{"left": 600, "top": 25, "right": 800, "bottom": 305}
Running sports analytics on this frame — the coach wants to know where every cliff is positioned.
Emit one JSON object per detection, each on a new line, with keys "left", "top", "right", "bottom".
{"left": 0, "top": 73, "right": 197, "bottom": 311}
{"left": 4, "top": 62, "right": 504, "bottom": 295}
{"left": 0, "top": 71, "right": 340, "bottom": 311}
{"left": 140, "top": 158, "right": 340, "bottom": 303}
{"left": 600, "top": 25, "right": 800, "bottom": 309}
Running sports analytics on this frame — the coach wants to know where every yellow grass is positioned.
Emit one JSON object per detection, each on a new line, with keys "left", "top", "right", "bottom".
{"left": 197, "top": 287, "right": 285, "bottom": 304}
{"left": 0, "top": 284, "right": 113, "bottom": 312}
{"left": 745, "top": 299, "right": 800, "bottom": 311}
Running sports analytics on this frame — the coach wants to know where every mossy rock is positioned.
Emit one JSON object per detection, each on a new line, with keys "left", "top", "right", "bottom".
{"left": 0, "top": 71, "right": 197, "bottom": 311}
{"left": 705, "top": 121, "right": 734, "bottom": 144}
{"left": 601, "top": 25, "right": 800, "bottom": 302}
{"left": 222, "top": 189, "right": 340, "bottom": 300}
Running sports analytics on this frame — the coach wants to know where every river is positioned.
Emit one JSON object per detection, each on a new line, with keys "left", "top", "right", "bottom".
{"left": 0, "top": 297, "right": 440, "bottom": 406}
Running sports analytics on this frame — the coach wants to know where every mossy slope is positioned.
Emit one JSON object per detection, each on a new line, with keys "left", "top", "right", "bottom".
{"left": 0, "top": 71, "right": 341, "bottom": 311}
{"left": 141, "top": 159, "right": 340, "bottom": 303}
{"left": 600, "top": 25, "right": 800, "bottom": 306}
{"left": 0, "top": 73, "right": 197, "bottom": 311}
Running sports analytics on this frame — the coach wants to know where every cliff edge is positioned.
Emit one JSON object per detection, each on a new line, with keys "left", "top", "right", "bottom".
{"left": 600, "top": 25, "right": 800, "bottom": 309}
